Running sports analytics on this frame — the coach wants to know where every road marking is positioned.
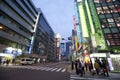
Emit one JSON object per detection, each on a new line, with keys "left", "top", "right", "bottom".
{"left": 45, "top": 68, "right": 53, "bottom": 71}
{"left": 70, "top": 75, "right": 109, "bottom": 80}
{"left": 51, "top": 68, "right": 58, "bottom": 71}
{"left": 4, "top": 66, "right": 67, "bottom": 73}
{"left": 61, "top": 68, "right": 66, "bottom": 72}
{"left": 41, "top": 67, "right": 47, "bottom": 70}
{"left": 56, "top": 68, "right": 62, "bottom": 72}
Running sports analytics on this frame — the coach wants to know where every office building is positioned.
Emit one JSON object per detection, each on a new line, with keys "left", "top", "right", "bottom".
{"left": 0, "top": 0, "right": 38, "bottom": 55}
{"left": 0, "top": 0, "right": 56, "bottom": 61}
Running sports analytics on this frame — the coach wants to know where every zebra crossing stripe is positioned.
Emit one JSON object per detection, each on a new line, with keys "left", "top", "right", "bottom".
{"left": 41, "top": 67, "right": 47, "bottom": 70}
{"left": 51, "top": 68, "right": 58, "bottom": 71}
{"left": 45, "top": 68, "right": 53, "bottom": 71}
{"left": 5, "top": 66, "right": 67, "bottom": 73}
{"left": 61, "top": 68, "right": 66, "bottom": 72}
{"left": 70, "top": 75, "right": 109, "bottom": 80}
{"left": 56, "top": 68, "right": 62, "bottom": 72}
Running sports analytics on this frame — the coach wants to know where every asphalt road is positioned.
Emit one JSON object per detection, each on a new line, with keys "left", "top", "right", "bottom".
{"left": 0, "top": 67, "right": 69, "bottom": 80}
{"left": 0, "top": 62, "right": 120, "bottom": 80}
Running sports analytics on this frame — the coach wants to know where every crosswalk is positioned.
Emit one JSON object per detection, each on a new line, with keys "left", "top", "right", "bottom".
{"left": 7, "top": 66, "right": 67, "bottom": 73}
{"left": 70, "top": 74, "right": 109, "bottom": 80}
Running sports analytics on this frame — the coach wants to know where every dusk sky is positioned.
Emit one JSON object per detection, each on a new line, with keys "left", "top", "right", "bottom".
{"left": 32, "top": 0, "right": 74, "bottom": 38}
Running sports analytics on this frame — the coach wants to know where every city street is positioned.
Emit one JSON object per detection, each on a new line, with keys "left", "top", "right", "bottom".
{"left": 0, "top": 62, "right": 120, "bottom": 80}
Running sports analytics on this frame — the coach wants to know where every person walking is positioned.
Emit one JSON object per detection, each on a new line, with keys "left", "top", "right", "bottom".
{"left": 75, "top": 59, "right": 83, "bottom": 76}
{"left": 94, "top": 60, "right": 100, "bottom": 75}
{"left": 6, "top": 59, "right": 10, "bottom": 66}
{"left": 101, "top": 60, "right": 109, "bottom": 77}
{"left": 81, "top": 60, "right": 85, "bottom": 76}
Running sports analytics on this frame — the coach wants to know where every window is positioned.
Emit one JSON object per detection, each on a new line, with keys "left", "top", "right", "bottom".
{"left": 107, "top": 18, "right": 114, "bottom": 22}
{"left": 114, "top": 17, "right": 120, "bottom": 27}
{"left": 109, "top": 5, "right": 118, "bottom": 13}
{"left": 109, "top": 22, "right": 116, "bottom": 27}
{"left": 106, "top": 0, "right": 112, "bottom": 2}
{"left": 99, "top": 14, "right": 105, "bottom": 18}
{"left": 94, "top": 0, "right": 100, "bottom": 3}
{"left": 97, "top": 7, "right": 104, "bottom": 14}
{"left": 103, "top": 6, "right": 110, "bottom": 14}
{"left": 103, "top": 28, "right": 111, "bottom": 33}
{"left": 106, "top": 14, "right": 112, "bottom": 18}
{"left": 113, "top": 13, "right": 119, "bottom": 17}
{"left": 111, "top": 28, "right": 119, "bottom": 33}
{"left": 115, "top": 5, "right": 120, "bottom": 12}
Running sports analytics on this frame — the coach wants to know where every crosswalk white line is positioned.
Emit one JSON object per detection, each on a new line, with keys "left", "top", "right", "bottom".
{"left": 41, "top": 67, "right": 47, "bottom": 70}
{"left": 7, "top": 66, "right": 67, "bottom": 72}
{"left": 70, "top": 75, "right": 109, "bottom": 80}
{"left": 45, "top": 68, "right": 54, "bottom": 71}
{"left": 51, "top": 68, "right": 58, "bottom": 71}
{"left": 61, "top": 68, "right": 66, "bottom": 72}
{"left": 56, "top": 68, "right": 62, "bottom": 72}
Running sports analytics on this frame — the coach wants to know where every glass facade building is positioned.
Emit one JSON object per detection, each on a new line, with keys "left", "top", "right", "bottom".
{"left": 0, "top": 0, "right": 38, "bottom": 55}
{"left": 92, "top": 0, "right": 120, "bottom": 52}
{"left": 33, "top": 10, "right": 55, "bottom": 61}
{"left": 0, "top": 0, "right": 55, "bottom": 61}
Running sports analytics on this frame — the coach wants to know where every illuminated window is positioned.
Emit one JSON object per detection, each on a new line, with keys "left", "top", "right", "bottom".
{"left": 115, "top": 5, "right": 120, "bottom": 12}
{"left": 97, "top": 7, "right": 104, "bottom": 14}
{"left": 109, "top": 5, "right": 118, "bottom": 13}
{"left": 114, "top": 17, "right": 120, "bottom": 27}
{"left": 103, "top": 6, "right": 110, "bottom": 14}
{"left": 106, "top": 0, "right": 112, "bottom": 2}
{"left": 107, "top": 18, "right": 114, "bottom": 22}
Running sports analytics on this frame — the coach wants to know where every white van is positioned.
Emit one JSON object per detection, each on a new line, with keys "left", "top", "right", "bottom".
{"left": 20, "top": 58, "right": 34, "bottom": 65}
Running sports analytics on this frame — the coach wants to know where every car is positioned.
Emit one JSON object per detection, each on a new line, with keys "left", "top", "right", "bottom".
{"left": 20, "top": 58, "right": 34, "bottom": 65}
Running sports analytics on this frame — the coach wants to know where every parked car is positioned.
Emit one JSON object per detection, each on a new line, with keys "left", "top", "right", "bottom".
{"left": 20, "top": 58, "right": 34, "bottom": 65}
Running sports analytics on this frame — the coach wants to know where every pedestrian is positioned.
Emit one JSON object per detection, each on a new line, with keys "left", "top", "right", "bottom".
{"left": 12, "top": 58, "right": 15, "bottom": 65}
{"left": 43, "top": 58, "right": 46, "bottom": 64}
{"left": 81, "top": 60, "right": 85, "bottom": 75}
{"left": 75, "top": 59, "right": 83, "bottom": 76}
{"left": 6, "top": 59, "right": 10, "bottom": 66}
{"left": 101, "top": 60, "right": 109, "bottom": 77}
{"left": 94, "top": 60, "right": 100, "bottom": 75}
{"left": 71, "top": 61, "right": 74, "bottom": 70}
{"left": 89, "top": 59, "right": 93, "bottom": 72}
{"left": 0, "top": 57, "right": 2, "bottom": 65}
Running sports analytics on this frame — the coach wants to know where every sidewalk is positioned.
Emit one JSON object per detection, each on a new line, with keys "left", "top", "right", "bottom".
{"left": 67, "top": 64, "right": 120, "bottom": 79}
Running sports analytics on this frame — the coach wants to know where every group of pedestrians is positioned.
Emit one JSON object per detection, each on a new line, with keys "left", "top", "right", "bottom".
{"left": 71, "top": 58, "right": 109, "bottom": 77}
{"left": 94, "top": 59, "right": 109, "bottom": 77}
{"left": 0, "top": 57, "right": 11, "bottom": 66}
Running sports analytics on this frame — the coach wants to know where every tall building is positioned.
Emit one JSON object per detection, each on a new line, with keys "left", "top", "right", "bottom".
{"left": 74, "top": 0, "right": 120, "bottom": 71}
{"left": 74, "top": 0, "right": 120, "bottom": 53}
{"left": 33, "top": 9, "right": 55, "bottom": 61}
{"left": 91, "top": 0, "right": 120, "bottom": 53}
{"left": 0, "top": 0, "right": 56, "bottom": 61}
{"left": 0, "top": 0, "right": 38, "bottom": 55}
{"left": 54, "top": 33, "right": 61, "bottom": 61}
{"left": 65, "top": 41, "right": 72, "bottom": 60}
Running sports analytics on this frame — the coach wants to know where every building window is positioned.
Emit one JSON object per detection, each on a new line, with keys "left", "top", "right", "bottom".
{"left": 109, "top": 5, "right": 118, "bottom": 13}
{"left": 97, "top": 7, "right": 104, "bottom": 14}
{"left": 106, "top": 14, "right": 112, "bottom": 18}
{"left": 111, "top": 28, "right": 119, "bottom": 33}
{"left": 114, "top": 17, "right": 120, "bottom": 27}
{"left": 115, "top": 5, "right": 120, "bottom": 12}
{"left": 103, "top": 28, "right": 111, "bottom": 33}
{"left": 103, "top": 6, "right": 110, "bottom": 14}
{"left": 106, "top": 0, "right": 112, "bottom": 2}
{"left": 99, "top": 14, "right": 105, "bottom": 18}
{"left": 113, "top": 13, "right": 119, "bottom": 17}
